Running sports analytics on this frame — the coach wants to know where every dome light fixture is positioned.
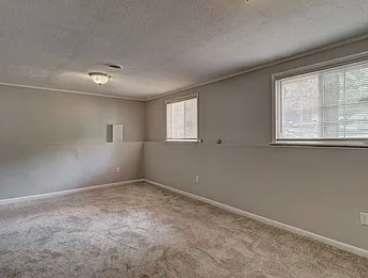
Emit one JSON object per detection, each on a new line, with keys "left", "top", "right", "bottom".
{"left": 88, "top": 72, "right": 110, "bottom": 85}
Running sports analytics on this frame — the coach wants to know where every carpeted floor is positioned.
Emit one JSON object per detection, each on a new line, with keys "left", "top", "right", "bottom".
{"left": 0, "top": 182, "right": 367, "bottom": 278}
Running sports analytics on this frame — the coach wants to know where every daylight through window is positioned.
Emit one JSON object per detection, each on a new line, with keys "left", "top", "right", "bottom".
{"left": 275, "top": 60, "right": 368, "bottom": 146}
{"left": 166, "top": 96, "right": 198, "bottom": 142}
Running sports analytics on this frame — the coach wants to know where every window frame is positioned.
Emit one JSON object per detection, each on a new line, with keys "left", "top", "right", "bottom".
{"left": 272, "top": 52, "right": 368, "bottom": 148}
{"left": 165, "top": 93, "right": 199, "bottom": 143}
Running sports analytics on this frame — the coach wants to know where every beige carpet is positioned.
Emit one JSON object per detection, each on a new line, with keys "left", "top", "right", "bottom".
{"left": 0, "top": 182, "right": 367, "bottom": 278}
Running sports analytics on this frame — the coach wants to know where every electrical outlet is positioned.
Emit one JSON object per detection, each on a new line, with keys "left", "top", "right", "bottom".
{"left": 360, "top": 212, "right": 368, "bottom": 226}
{"left": 194, "top": 176, "right": 199, "bottom": 184}
{"left": 116, "top": 167, "right": 121, "bottom": 173}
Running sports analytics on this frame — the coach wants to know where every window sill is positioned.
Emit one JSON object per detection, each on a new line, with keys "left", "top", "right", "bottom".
{"left": 271, "top": 140, "right": 368, "bottom": 149}
{"left": 165, "top": 139, "right": 200, "bottom": 144}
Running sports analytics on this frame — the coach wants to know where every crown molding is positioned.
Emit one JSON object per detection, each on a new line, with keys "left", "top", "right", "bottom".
{"left": 1, "top": 34, "right": 368, "bottom": 103}
{"left": 144, "top": 33, "right": 368, "bottom": 102}
{"left": 0, "top": 82, "right": 146, "bottom": 102}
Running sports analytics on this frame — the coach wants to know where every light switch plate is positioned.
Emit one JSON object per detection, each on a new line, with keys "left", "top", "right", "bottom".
{"left": 360, "top": 212, "right": 368, "bottom": 226}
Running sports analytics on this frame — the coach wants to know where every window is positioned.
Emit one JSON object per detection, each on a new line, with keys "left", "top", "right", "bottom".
{"left": 166, "top": 95, "right": 198, "bottom": 142}
{"left": 274, "top": 58, "right": 368, "bottom": 147}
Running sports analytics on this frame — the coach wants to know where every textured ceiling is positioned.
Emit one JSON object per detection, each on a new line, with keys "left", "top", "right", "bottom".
{"left": 0, "top": 0, "right": 367, "bottom": 100}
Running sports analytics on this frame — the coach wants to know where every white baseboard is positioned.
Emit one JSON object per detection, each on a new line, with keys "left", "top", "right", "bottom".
{"left": 144, "top": 179, "right": 368, "bottom": 259}
{"left": 0, "top": 179, "right": 144, "bottom": 206}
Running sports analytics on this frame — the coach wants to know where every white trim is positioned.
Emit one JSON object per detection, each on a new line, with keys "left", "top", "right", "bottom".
{"left": 0, "top": 82, "right": 145, "bottom": 102}
{"left": 165, "top": 139, "right": 200, "bottom": 143}
{"left": 165, "top": 92, "right": 198, "bottom": 104}
{"left": 145, "top": 33, "right": 368, "bottom": 101}
{"left": 271, "top": 141, "right": 368, "bottom": 149}
{"left": 165, "top": 94, "right": 199, "bottom": 143}
{"left": 2, "top": 35, "right": 368, "bottom": 103}
{"left": 0, "top": 179, "right": 144, "bottom": 206}
{"left": 144, "top": 179, "right": 368, "bottom": 259}
{"left": 272, "top": 50, "right": 368, "bottom": 81}
{"left": 271, "top": 51, "right": 368, "bottom": 148}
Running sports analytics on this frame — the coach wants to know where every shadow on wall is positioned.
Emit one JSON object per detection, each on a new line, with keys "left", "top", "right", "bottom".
{"left": 0, "top": 142, "right": 144, "bottom": 199}
{"left": 0, "top": 86, "right": 145, "bottom": 200}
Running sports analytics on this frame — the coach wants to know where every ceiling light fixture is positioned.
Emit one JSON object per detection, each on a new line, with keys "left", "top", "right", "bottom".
{"left": 88, "top": 72, "right": 110, "bottom": 85}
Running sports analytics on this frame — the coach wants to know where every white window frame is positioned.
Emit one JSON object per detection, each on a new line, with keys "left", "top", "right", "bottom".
{"left": 165, "top": 93, "right": 199, "bottom": 143}
{"left": 272, "top": 52, "right": 368, "bottom": 148}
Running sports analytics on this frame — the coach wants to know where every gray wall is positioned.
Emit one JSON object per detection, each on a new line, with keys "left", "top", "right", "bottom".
{"left": 144, "top": 38, "right": 368, "bottom": 250}
{"left": 1, "top": 37, "right": 367, "bottom": 251}
{"left": 0, "top": 86, "right": 145, "bottom": 199}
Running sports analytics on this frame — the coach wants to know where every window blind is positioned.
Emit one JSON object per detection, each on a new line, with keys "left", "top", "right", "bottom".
{"left": 166, "top": 97, "right": 198, "bottom": 141}
{"left": 277, "top": 62, "right": 368, "bottom": 140}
